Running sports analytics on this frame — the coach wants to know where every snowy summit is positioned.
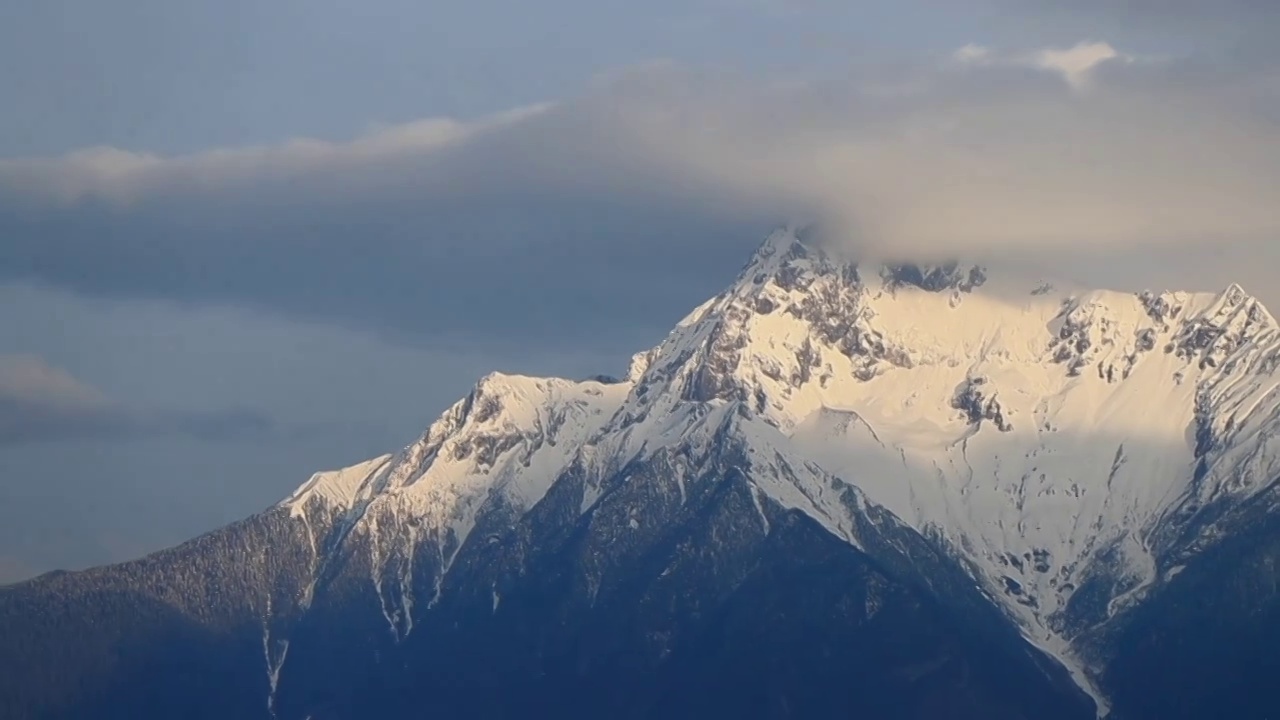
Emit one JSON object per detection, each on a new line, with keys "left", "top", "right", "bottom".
{"left": 8, "top": 226, "right": 1280, "bottom": 720}
{"left": 284, "top": 226, "right": 1280, "bottom": 713}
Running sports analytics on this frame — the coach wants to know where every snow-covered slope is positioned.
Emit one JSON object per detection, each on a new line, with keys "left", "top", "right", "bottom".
{"left": 279, "top": 226, "right": 1280, "bottom": 713}
{"left": 284, "top": 372, "right": 628, "bottom": 637}
{"left": 288, "top": 373, "right": 627, "bottom": 530}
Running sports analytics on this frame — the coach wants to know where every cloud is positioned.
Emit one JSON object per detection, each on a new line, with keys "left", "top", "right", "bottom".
{"left": 0, "top": 354, "right": 280, "bottom": 445}
{"left": 2, "top": 43, "right": 1280, "bottom": 350}
{"left": 0, "top": 354, "right": 116, "bottom": 443}
{"left": 0, "top": 105, "right": 550, "bottom": 207}
{"left": 953, "top": 41, "right": 1131, "bottom": 89}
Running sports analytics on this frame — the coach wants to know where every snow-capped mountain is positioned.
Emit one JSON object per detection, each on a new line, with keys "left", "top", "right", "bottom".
{"left": 5, "top": 226, "right": 1280, "bottom": 720}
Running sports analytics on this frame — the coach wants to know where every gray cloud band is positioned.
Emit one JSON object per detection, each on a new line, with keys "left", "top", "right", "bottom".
{"left": 2, "top": 48, "right": 1278, "bottom": 349}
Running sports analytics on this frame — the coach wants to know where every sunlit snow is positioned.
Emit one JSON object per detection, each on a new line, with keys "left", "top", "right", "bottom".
{"left": 280, "top": 227, "right": 1280, "bottom": 716}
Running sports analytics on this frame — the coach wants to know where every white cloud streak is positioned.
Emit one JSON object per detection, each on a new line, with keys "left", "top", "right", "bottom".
{"left": 0, "top": 105, "right": 550, "bottom": 206}
{"left": 953, "top": 41, "right": 1131, "bottom": 89}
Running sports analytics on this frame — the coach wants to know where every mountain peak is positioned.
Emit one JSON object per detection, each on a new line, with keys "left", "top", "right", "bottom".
{"left": 735, "top": 225, "right": 821, "bottom": 282}
{"left": 1206, "top": 281, "right": 1276, "bottom": 331}
{"left": 612, "top": 229, "right": 1280, "bottom": 644}
{"left": 740, "top": 225, "right": 998, "bottom": 298}
{"left": 20, "top": 226, "right": 1280, "bottom": 720}
{"left": 274, "top": 227, "right": 1280, "bottom": 712}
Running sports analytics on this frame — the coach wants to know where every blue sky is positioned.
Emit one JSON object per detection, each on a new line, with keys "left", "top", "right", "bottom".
{"left": 2, "top": 0, "right": 1279, "bottom": 581}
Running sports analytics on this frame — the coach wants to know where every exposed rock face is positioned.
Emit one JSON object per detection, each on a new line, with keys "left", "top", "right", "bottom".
{"left": 952, "top": 376, "right": 1012, "bottom": 432}
{"left": 881, "top": 262, "right": 988, "bottom": 294}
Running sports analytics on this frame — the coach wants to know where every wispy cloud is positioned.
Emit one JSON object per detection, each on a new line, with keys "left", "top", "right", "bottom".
{"left": 952, "top": 41, "right": 1132, "bottom": 89}
{"left": 0, "top": 104, "right": 549, "bottom": 207}
{"left": 0, "top": 354, "right": 280, "bottom": 445}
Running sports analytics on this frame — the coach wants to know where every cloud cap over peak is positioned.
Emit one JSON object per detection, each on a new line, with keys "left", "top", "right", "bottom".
{"left": 3, "top": 44, "right": 1280, "bottom": 349}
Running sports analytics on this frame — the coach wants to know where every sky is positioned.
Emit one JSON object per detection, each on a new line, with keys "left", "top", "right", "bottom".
{"left": 2, "top": 0, "right": 1279, "bottom": 582}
